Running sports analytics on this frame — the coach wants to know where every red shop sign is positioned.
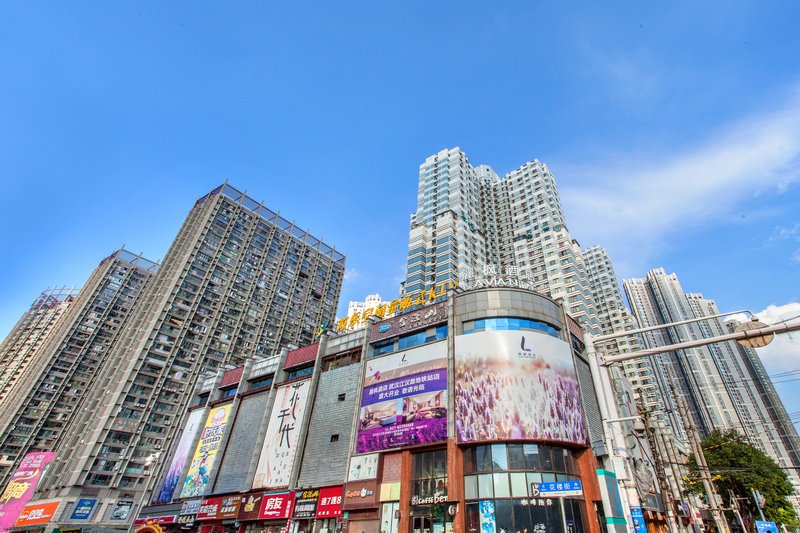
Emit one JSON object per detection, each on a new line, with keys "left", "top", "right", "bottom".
{"left": 316, "top": 486, "right": 344, "bottom": 518}
{"left": 259, "top": 492, "right": 295, "bottom": 520}
{"left": 196, "top": 497, "right": 222, "bottom": 521}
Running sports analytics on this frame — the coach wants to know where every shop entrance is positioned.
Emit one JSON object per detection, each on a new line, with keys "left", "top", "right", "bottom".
{"left": 412, "top": 515, "right": 432, "bottom": 533}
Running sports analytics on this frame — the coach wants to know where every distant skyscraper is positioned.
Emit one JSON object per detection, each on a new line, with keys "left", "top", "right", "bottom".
{"left": 27, "top": 184, "right": 346, "bottom": 529}
{"left": 403, "top": 147, "right": 600, "bottom": 331}
{"left": 623, "top": 268, "right": 743, "bottom": 436}
{"left": 0, "top": 287, "right": 78, "bottom": 407}
{"left": 0, "top": 249, "right": 157, "bottom": 488}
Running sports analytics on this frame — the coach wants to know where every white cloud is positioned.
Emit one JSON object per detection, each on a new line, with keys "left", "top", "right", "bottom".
{"left": 343, "top": 268, "right": 359, "bottom": 282}
{"left": 558, "top": 89, "right": 800, "bottom": 273}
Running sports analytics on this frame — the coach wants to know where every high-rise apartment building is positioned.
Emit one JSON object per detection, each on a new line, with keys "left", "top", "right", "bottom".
{"left": 26, "top": 184, "right": 345, "bottom": 529}
{"left": 403, "top": 147, "right": 600, "bottom": 331}
{"left": 0, "top": 249, "right": 158, "bottom": 488}
{"left": 623, "top": 269, "right": 743, "bottom": 437}
{"left": 0, "top": 287, "right": 78, "bottom": 407}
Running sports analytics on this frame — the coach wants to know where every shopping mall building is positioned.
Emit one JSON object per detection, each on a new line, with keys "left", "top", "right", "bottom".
{"left": 123, "top": 287, "right": 653, "bottom": 533}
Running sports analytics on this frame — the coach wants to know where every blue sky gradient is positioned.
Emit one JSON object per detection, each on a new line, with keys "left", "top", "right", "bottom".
{"left": 2, "top": 3, "right": 799, "bottom": 411}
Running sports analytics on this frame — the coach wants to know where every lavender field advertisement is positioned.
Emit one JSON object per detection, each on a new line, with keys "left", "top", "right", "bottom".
{"left": 357, "top": 341, "right": 448, "bottom": 453}
{"left": 455, "top": 330, "right": 588, "bottom": 445}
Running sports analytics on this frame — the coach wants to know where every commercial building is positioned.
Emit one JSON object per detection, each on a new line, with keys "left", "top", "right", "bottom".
{"left": 16, "top": 184, "right": 345, "bottom": 531}
{"left": 402, "top": 147, "right": 600, "bottom": 334}
{"left": 114, "top": 288, "right": 665, "bottom": 533}
{"left": 0, "top": 250, "right": 158, "bottom": 492}
{"left": 0, "top": 287, "right": 78, "bottom": 408}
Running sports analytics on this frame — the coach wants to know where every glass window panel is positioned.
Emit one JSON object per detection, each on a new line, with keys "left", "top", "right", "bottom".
{"left": 530, "top": 503, "right": 548, "bottom": 533}
{"left": 493, "top": 473, "right": 510, "bottom": 498}
{"left": 510, "top": 473, "right": 528, "bottom": 498}
{"left": 523, "top": 444, "right": 540, "bottom": 471}
{"left": 491, "top": 444, "right": 508, "bottom": 471}
{"left": 547, "top": 500, "right": 564, "bottom": 533}
{"left": 513, "top": 499, "right": 533, "bottom": 533}
{"left": 465, "top": 503, "right": 480, "bottom": 533}
{"left": 464, "top": 475, "right": 478, "bottom": 500}
{"left": 552, "top": 447, "right": 566, "bottom": 472}
{"left": 495, "top": 500, "right": 513, "bottom": 533}
{"left": 508, "top": 444, "right": 526, "bottom": 470}
{"left": 476, "top": 445, "right": 493, "bottom": 472}
{"left": 478, "top": 474, "right": 494, "bottom": 499}
{"left": 463, "top": 447, "right": 477, "bottom": 474}
{"left": 540, "top": 446, "right": 553, "bottom": 471}
{"left": 542, "top": 473, "right": 556, "bottom": 483}
{"left": 527, "top": 473, "right": 542, "bottom": 496}
{"left": 570, "top": 500, "right": 586, "bottom": 533}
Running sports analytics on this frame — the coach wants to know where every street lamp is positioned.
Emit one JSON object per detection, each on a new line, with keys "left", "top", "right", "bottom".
{"left": 586, "top": 311, "right": 800, "bottom": 533}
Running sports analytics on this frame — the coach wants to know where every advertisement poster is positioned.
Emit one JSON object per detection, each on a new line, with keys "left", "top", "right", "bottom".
{"left": 455, "top": 330, "right": 587, "bottom": 445}
{"left": 70, "top": 498, "right": 96, "bottom": 520}
{"left": 316, "top": 486, "right": 343, "bottom": 518}
{"left": 357, "top": 342, "right": 448, "bottom": 453}
{"left": 110, "top": 501, "right": 134, "bottom": 521}
{"left": 479, "top": 500, "right": 496, "bottom": 533}
{"left": 14, "top": 502, "right": 60, "bottom": 527}
{"left": 630, "top": 506, "right": 646, "bottom": 533}
{"left": 259, "top": 492, "right": 295, "bottom": 520}
{"left": 156, "top": 409, "right": 204, "bottom": 502}
{"left": 293, "top": 489, "right": 319, "bottom": 518}
{"left": 253, "top": 380, "right": 311, "bottom": 489}
{"left": 348, "top": 454, "right": 379, "bottom": 481}
{"left": 0, "top": 451, "right": 55, "bottom": 531}
{"left": 179, "top": 403, "right": 232, "bottom": 498}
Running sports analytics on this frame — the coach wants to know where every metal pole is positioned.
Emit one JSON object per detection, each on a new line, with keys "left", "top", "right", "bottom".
{"left": 752, "top": 490, "right": 766, "bottom": 522}
{"left": 601, "top": 321, "right": 800, "bottom": 365}
{"left": 592, "top": 310, "right": 751, "bottom": 343}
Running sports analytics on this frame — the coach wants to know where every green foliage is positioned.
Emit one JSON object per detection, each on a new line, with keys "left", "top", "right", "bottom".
{"left": 686, "top": 430, "right": 798, "bottom": 529}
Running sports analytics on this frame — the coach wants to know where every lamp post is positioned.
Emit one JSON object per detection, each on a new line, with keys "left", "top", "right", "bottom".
{"left": 586, "top": 313, "right": 800, "bottom": 533}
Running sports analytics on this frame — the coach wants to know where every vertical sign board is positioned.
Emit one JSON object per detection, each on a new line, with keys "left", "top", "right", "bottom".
{"left": 156, "top": 409, "right": 205, "bottom": 502}
{"left": 0, "top": 452, "right": 55, "bottom": 531}
{"left": 179, "top": 403, "right": 232, "bottom": 498}
{"left": 479, "top": 500, "right": 497, "bottom": 533}
{"left": 357, "top": 342, "right": 448, "bottom": 453}
{"left": 454, "top": 330, "right": 588, "bottom": 445}
{"left": 253, "top": 380, "right": 311, "bottom": 489}
{"left": 630, "top": 506, "right": 646, "bottom": 533}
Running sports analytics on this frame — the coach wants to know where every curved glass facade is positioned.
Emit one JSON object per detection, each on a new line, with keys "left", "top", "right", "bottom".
{"left": 463, "top": 444, "right": 587, "bottom": 533}
{"left": 462, "top": 317, "right": 560, "bottom": 338}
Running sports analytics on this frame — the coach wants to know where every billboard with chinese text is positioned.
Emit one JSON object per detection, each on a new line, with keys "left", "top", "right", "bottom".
{"left": 157, "top": 409, "right": 204, "bottom": 503}
{"left": 0, "top": 452, "right": 55, "bottom": 531}
{"left": 179, "top": 403, "right": 232, "bottom": 498}
{"left": 357, "top": 342, "right": 448, "bottom": 453}
{"left": 455, "top": 330, "right": 587, "bottom": 445}
{"left": 253, "top": 380, "right": 311, "bottom": 489}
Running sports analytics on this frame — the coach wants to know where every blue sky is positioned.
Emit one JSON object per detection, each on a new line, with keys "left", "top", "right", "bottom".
{"left": 1, "top": 3, "right": 799, "bottom": 413}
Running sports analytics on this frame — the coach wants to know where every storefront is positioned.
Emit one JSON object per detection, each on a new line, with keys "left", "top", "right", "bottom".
{"left": 461, "top": 444, "right": 588, "bottom": 533}
{"left": 237, "top": 491, "right": 296, "bottom": 533}
{"left": 343, "top": 480, "right": 380, "bottom": 533}
{"left": 409, "top": 450, "right": 453, "bottom": 533}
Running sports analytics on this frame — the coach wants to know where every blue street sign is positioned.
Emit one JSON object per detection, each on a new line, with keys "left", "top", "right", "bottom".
{"left": 756, "top": 521, "right": 778, "bottom": 533}
{"left": 534, "top": 480, "right": 583, "bottom": 497}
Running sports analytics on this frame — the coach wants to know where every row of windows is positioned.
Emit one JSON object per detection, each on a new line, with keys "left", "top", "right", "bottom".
{"left": 463, "top": 317, "right": 559, "bottom": 338}
{"left": 372, "top": 325, "right": 448, "bottom": 356}
{"left": 464, "top": 443, "right": 579, "bottom": 475}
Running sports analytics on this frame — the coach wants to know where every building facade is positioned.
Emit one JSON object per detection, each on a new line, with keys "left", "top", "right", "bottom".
{"left": 0, "top": 287, "right": 78, "bottom": 409}
{"left": 0, "top": 249, "right": 158, "bottom": 490}
{"left": 104, "top": 288, "right": 663, "bottom": 533}
{"left": 402, "top": 147, "right": 600, "bottom": 333}
{"left": 16, "top": 184, "right": 345, "bottom": 531}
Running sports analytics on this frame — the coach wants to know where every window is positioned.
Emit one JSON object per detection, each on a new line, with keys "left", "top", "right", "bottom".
{"left": 330, "top": 434, "right": 339, "bottom": 442}
{"left": 337, "top": 393, "right": 346, "bottom": 401}
{"left": 463, "top": 317, "right": 559, "bottom": 338}
{"left": 249, "top": 375, "right": 274, "bottom": 390}
{"left": 220, "top": 386, "right": 237, "bottom": 398}
{"left": 286, "top": 366, "right": 313, "bottom": 380}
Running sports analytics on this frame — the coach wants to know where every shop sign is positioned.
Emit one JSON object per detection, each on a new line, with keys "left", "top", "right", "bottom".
{"left": 237, "top": 493, "right": 263, "bottom": 521}
{"left": 70, "top": 498, "right": 97, "bottom": 520}
{"left": 258, "top": 491, "right": 295, "bottom": 520}
{"left": 180, "top": 499, "right": 201, "bottom": 516}
{"left": 519, "top": 498, "right": 555, "bottom": 507}
{"left": 369, "top": 301, "right": 448, "bottom": 342}
{"left": 630, "top": 506, "right": 646, "bottom": 533}
{"left": 411, "top": 494, "right": 447, "bottom": 505}
{"left": 177, "top": 514, "right": 196, "bottom": 525}
{"left": 343, "top": 481, "right": 378, "bottom": 510}
{"left": 134, "top": 515, "right": 176, "bottom": 525}
{"left": 216, "top": 496, "right": 241, "bottom": 520}
{"left": 196, "top": 497, "right": 222, "bottom": 521}
{"left": 0, "top": 452, "right": 56, "bottom": 531}
{"left": 316, "top": 486, "right": 344, "bottom": 518}
{"left": 15, "top": 502, "right": 60, "bottom": 527}
{"left": 293, "top": 489, "right": 319, "bottom": 518}
{"left": 110, "top": 500, "right": 134, "bottom": 521}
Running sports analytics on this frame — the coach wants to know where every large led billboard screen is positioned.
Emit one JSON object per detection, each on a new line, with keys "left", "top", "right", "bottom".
{"left": 357, "top": 341, "right": 448, "bottom": 453}
{"left": 455, "top": 330, "right": 587, "bottom": 445}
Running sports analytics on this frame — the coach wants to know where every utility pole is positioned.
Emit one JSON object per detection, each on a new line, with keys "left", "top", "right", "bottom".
{"left": 729, "top": 490, "right": 747, "bottom": 533}
{"left": 641, "top": 407, "right": 685, "bottom": 533}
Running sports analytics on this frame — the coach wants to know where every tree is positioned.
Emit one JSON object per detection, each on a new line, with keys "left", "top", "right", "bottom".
{"left": 686, "top": 430, "right": 798, "bottom": 530}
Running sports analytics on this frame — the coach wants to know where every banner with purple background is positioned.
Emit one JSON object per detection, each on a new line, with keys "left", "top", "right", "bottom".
{"left": 0, "top": 452, "right": 55, "bottom": 531}
{"left": 357, "top": 342, "right": 448, "bottom": 453}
